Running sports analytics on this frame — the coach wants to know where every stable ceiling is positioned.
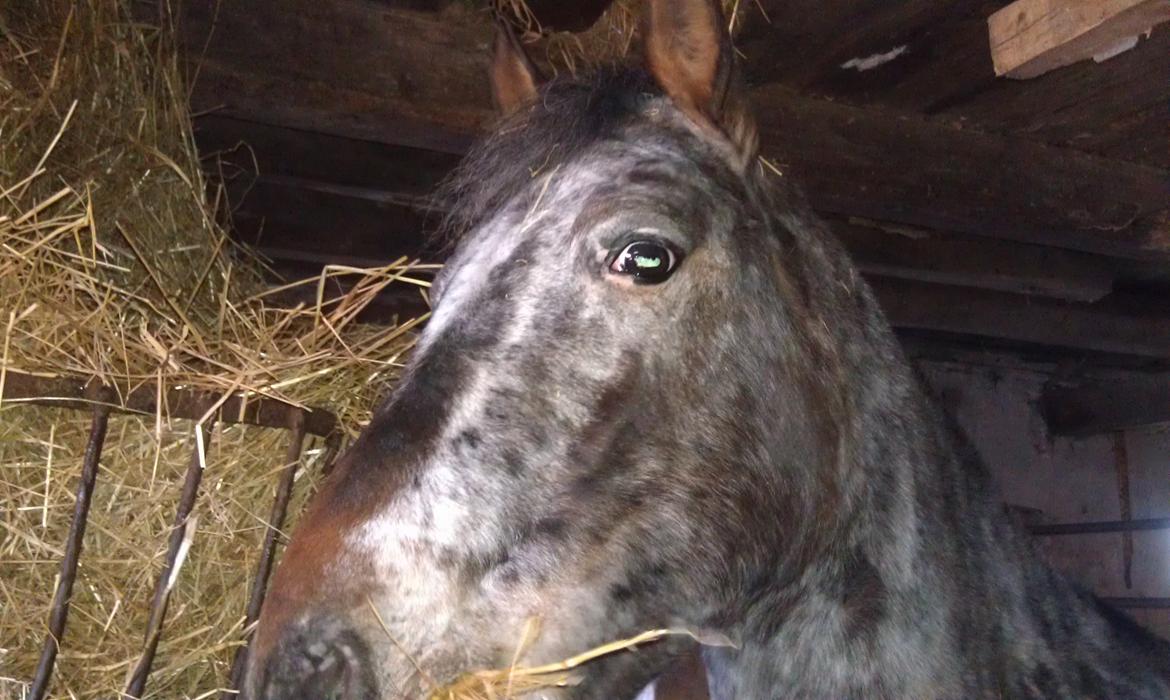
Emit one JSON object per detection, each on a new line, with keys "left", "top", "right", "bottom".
{"left": 170, "top": 0, "right": 1170, "bottom": 386}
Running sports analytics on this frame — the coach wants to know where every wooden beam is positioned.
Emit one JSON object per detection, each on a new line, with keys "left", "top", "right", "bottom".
{"left": 740, "top": 1, "right": 1169, "bottom": 170}
{"left": 751, "top": 85, "right": 1170, "bottom": 259}
{"left": 199, "top": 114, "right": 1123, "bottom": 300}
{"left": 735, "top": 0, "right": 994, "bottom": 112}
{"left": 217, "top": 177, "right": 1170, "bottom": 358}
{"left": 834, "top": 219, "right": 1116, "bottom": 301}
{"left": 225, "top": 179, "right": 440, "bottom": 262}
{"left": 942, "top": 26, "right": 1170, "bottom": 169}
{"left": 194, "top": 115, "right": 462, "bottom": 194}
{"left": 869, "top": 278, "right": 1170, "bottom": 358}
{"left": 989, "top": 0, "right": 1170, "bottom": 79}
{"left": 180, "top": 2, "right": 1170, "bottom": 260}
{"left": 180, "top": 2, "right": 492, "bottom": 154}
{"left": 1041, "top": 373, "right": 1170, "bottom": 434}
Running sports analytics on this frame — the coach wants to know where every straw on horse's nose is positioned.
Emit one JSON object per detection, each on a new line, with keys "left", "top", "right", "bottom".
{"left": 253, "top": 621, "right": 378, "bottom": 700}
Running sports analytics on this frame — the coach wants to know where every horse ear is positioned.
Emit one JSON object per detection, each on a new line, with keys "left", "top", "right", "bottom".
{"left": 643, "top": 0, "right": 758, "bottom": 169}
{"left": 490, "top": 20, "right": 542, "bottom": 116}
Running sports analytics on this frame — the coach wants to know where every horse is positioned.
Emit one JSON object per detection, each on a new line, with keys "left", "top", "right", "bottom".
{"left": 245, "top": 1, "right": 1170, "bottom": 697}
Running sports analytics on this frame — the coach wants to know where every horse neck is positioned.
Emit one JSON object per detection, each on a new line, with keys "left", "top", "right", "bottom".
{"left": 701, "top": 271, "right": 1169, "bottom": 696}
{"left": 701, "top": 209, "right": 1035, "bottom": 694}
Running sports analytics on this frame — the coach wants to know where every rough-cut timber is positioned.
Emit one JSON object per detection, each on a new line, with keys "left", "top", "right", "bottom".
{"left": 194, "top": 115, "right": 462, "bottom": 195}
{"left": 179, "top": 1, "right": 1170, "bottom": 260}
{"left": 1041, "top": 373, "right": 1170, "bottom": 434}
{"left": 182, "top": 2, "right": 492, "bottom": 153}
{"left": 737, "top": 0, "right": 1170, "bottom": 169}
{"left": 989, "top": 0, "right": 1170, "bottom": 78}
{"left": 834, "top": 220, "right": 1116, "bottom": 301}
{"left": 752, "top": 85, "right": 1170, "bottom": 259}
{"left": 869, "top": 278, "right": 1170, "bottom": 358}
{"left": 946, "top": 26, "right": 1170, "bottom": 168}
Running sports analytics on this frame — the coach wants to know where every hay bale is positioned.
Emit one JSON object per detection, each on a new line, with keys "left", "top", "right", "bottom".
{"left": 0, "top": 0, "right": 429, "bottom": 696}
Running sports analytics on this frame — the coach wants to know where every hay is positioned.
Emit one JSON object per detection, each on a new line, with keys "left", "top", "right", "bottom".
{"left": 425, "top": 625, "right": 732, "bottom": 700}
{"left": 0, "top": 0, "right": 746, "bottom": 696}
{"left": 0, "top": 0, "right": 430, "bottom": 697}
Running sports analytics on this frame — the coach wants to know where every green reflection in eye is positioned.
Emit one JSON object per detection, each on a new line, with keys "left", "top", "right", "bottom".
{"left": 609, "top": 239, "right": 677, "bottom": 284}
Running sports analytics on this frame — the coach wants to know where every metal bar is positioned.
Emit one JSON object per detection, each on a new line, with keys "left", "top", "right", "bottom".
{"left": 0, "top": 370, "right": 337, "bottom": 438}
{"left": 1028, "top": 517, "right": 1170, "bottom": 536}
{"left": 223, "top": 411, "right": 308, "bottom": 696}
{"left": 124, "top": 424, "right": 214, "bottom": 699}
{"left": 28, "top": 399, "right": 112, "bottom": 700}
{"left": 1102, "top": 597, "right": 1170, "bottom": 609}
{"left": 1112, "top": 432, "right": 1133, "bottom": 588}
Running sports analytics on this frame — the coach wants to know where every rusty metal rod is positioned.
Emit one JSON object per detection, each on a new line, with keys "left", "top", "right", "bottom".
{"left": 1028, "top": 517, "right": 1170, "bottom": 536}
{"left": 0, "top": 369, "right": 336, "bottom": 438}
{"left": 1112, "top": 432, "right": 1134, "bottom": 588}
{"left": 224, "top": 411, "right": 308, "bottom": 696}
{"left": 124, "top": 424, "right": 214, "bottom": 699}
{"left": 28, "top": 400, "right": 112, "bottom": 700}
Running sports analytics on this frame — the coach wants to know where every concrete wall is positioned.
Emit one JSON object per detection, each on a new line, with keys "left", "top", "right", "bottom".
{"left": 918, "top": 356, "right": 1170, "bottom": 639}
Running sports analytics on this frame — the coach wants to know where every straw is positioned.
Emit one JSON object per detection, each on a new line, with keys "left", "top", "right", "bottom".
{"left": 0, "top": 0, "right": 428, "bottom": 696}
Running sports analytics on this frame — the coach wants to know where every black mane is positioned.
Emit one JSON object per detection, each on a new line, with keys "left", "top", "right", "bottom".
{"left": 433, "top": 67, "right": 662, "bottom": 247}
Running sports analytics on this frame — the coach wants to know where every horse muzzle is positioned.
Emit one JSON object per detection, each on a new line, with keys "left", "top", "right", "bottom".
{"left": 248, "top": 616, "right": 380, "bottom": 700}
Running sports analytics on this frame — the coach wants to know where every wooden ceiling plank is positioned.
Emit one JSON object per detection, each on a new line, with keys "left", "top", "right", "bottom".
{"left": 939, "top": 26, "right": 1170, "bottom": 168}
{"left": 194, "top": 115, "right": 462, "bottom": 194}
{"left": 869, "top": 278, "right": 1170, "bottom": 358}
{"left": 182, "top": 2, "right": 1169, "bottom": 258}
{"left": 833, "top": 219, "right": 1116, "bottom": 301}
{"left": 191, "top": 58, "right": 480, "bottom": 154}
{"left": 988, "top": 0, "right": 1170, "bottom": 79}
{"left": 191, "top": 72, "right": 1170, "bottom": 260}
{"left": 751, "top": 85, "right": 1170, "bottom": 259}
{"left": 226, "top": 179, "right": 439, "bottom": 262}
{"left": 740, "top": 0, "right": 1168, "bottom": 171}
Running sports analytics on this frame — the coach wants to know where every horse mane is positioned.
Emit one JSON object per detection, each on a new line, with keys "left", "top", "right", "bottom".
{"left": 431, "top": 67, "right": 662, "bottom": 249}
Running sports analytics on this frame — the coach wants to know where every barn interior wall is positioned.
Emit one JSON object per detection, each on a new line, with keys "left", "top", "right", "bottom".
{"left": 918, "top": 357, "right": 1170, "bottom": 639}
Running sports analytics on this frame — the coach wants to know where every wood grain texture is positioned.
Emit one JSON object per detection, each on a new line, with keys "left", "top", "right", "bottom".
{"left": 181, "top": 0, "right": 1170, "bottom": 260}
{"left": 988, "top": 0, "right": 1170, "bottom": 78}
{"left": 870, "top": 277, "right": 1170, "bottom": 358}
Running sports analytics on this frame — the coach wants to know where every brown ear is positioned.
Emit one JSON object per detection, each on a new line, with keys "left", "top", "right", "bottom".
{"left": 490, "top": 20, "right": 541, "bottom": 116}
{"left": 644, "top": 0, "right": 757, "bottom": 169}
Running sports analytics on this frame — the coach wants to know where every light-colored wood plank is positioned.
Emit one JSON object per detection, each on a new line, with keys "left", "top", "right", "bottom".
{"left": 989, "top": 0, "right": 1170, "bottom": 78}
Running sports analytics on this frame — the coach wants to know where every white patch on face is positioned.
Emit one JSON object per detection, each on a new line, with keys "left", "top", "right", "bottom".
{"left": 421, "top": 222, "right": 521, "bottom": 349}
{"left": 424, "top": 162, "right": 615, "bottom": 350}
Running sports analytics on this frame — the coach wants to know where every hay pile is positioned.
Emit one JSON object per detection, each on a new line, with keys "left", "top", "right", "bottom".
{"left": 0, "top": 0, "right": 430, "bottom": 697}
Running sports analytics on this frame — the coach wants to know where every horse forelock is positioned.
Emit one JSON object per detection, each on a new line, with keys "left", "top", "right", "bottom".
{"left": 433, "top": 68, "right": 667, "bottom": 249}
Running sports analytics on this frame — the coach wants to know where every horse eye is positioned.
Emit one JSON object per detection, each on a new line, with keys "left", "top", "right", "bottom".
{"left": 609, "top": 241, "right": 677, "bottom": 284}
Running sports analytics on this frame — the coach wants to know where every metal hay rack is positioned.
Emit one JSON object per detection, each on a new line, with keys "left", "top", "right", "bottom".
{"left": 1, "top": 370, "right": 341, "bottom": 699}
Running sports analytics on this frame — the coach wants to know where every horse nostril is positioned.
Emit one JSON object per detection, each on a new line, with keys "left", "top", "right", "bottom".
{"left": 256, "top": 624, "right": 378, "bottom": 700}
